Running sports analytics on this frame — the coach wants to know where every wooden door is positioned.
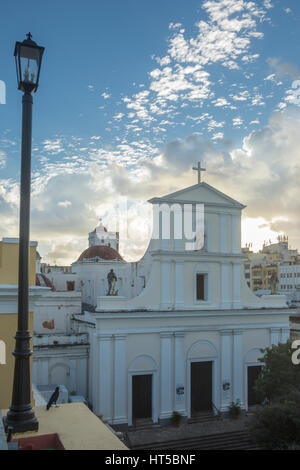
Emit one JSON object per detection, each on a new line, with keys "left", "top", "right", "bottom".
{"left": 247, "top": 365, "right": 262, "bottom": 407}
{"left": 191, "top": 361, "right": 212, "bottom": 414}
{"left": 132, "top": 374, "right": 152, "bottom": 421}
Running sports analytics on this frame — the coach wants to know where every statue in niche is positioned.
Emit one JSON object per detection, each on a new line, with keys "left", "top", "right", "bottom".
{"left": 107, "top": 269, "right": 117, "bottom": 296}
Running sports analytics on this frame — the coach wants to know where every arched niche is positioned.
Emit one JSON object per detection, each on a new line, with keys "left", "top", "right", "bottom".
{"left": 187, "top": 339, "right": 218, "bottom": 360}
{"left": 244, "top": 347, "right": 264, "bottom": 364}
{"left": 49, "top": 362, "right": 70, "bottom": 387}
{"left": 128, "top": 354, "right": 157, "bottom": 373}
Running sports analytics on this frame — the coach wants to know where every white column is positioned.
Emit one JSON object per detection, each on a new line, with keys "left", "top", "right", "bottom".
{"left": 161, "top": 261, "right": 171, "bottom": 308}
{"left": 160, "top": 333, "right": 173, "bottom": 419}
{"left": 220, "top": 330, "right": 232, "bottom": 412}
{"left": 233, "top": 330, "right": 243, "bottom": 407}
{"left": 175, "top": 262, "right": 184, "bottom": 307}
{"left": 174, "top": 332, "right": 185, "bottom": 414}
{"left": 220, "top": 214, "right": 228, "bottom": 253}
{"left": 232, "top": 262, "right": 242, "bottom": 309}
{"left": 173, "top": 205, "right": 183, "bottom": 251}
{"left": 270, "top": 327, "right": 280, "bottom": 346}
{"left": 41, "top": 359, "right": 48, "bottom": 385}
{"left": 79, "top": 358, "right": 87, "bottom": 397}
{"left": 160, "top": 209, "right": 170, "bottom": 251}
{"left": 281, "top": 328, "right": 290, "bottom": 343}
{"left": 91, "top": 332, "right": 98, "bottom": 408}
{"left": 113, "top": 334, "right": 127, "bottom": 424}
{"left": 220, "top": 262, "right": 231, "bottom": 309}
{"left": 232, "top": 214, "right": 241, "bottom": 254}
{"left": 98, "top": 334, "right": 112, "bottom": 421}
{"left": 69, "top": 359, "right": 77, "bottom": 393}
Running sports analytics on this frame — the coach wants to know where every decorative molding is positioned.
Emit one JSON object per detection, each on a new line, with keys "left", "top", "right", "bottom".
{"left": 2, "top": 237, "right": 37, "bottom": 246}
{"left": 0, "top": 285, "right": 49, "bottom": 314}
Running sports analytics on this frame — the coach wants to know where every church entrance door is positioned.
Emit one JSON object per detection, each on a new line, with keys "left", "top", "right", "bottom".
{"left": 191, "top": 361, "right": 212, "bottom": 415}
{"left": 132, "top": 374, "right": 152, "bottom": 423}
{"left": 247, "top": 365, "right": 262, "bottom": 407}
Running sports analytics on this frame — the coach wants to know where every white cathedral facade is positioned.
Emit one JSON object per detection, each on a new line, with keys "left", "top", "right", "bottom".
{"left": 71, "top": 171, "right": 291, "bottom": 425}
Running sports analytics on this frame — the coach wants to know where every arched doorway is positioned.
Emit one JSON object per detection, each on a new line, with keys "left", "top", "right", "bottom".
{"left": 128, "top": 355, "right": 158, "bottom": 426}
{"left": 187, "top": 340, "right": 219, "bottom": 418}
{"left": 244, "top": 348, "right": 264, "bottom": 410}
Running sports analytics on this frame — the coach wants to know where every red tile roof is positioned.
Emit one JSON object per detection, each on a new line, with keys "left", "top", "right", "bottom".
{"left": 36, "top": 273, "right": 55, "bottom": 290}
{"left": 77, "top": 245, "right": 124, "bottom": 262}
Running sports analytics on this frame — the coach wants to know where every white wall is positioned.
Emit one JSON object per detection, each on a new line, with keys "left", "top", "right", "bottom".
{"left": 34, "top": 291, "right": 82, "bottom": 335}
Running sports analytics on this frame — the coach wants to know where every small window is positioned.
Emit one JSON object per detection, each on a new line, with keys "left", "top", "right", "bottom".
{"left": 67, "top": 281, "right": 75, "bottom": 291}
{"left": 196, "top": 273, "right": 206, "bottom": 301}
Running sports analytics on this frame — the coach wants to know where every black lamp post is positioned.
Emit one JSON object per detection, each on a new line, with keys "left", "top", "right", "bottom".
{"left": 3, "top": 33, "right": 44, "bottom": 433}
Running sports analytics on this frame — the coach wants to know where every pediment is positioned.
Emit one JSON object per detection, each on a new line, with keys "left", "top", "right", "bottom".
{"left": 148, "top": 182, "right": 245, "bottom": 209}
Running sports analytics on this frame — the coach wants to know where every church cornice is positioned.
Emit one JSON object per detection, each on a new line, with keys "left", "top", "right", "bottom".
{"left": 148, "top": 198, "right": 245, "bottom": 210}
{"left": 90, "top": 308, "right": 292, "bottom": 322}
{"left": 150, "top": 250, "right": 246, "bottom": 260}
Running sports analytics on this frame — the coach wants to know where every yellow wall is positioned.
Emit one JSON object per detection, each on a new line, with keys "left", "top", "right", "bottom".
{"left": 0, "top": 239, "right": 36, "bottom": 409}
{"left": 0, "top": 313, "right": 34, "bottom": 409}
{"left": 0, "top": 240, "right": 36, "bottom": 285}
{"left": 251, "top": 264, "right": 279, "bottom": 291}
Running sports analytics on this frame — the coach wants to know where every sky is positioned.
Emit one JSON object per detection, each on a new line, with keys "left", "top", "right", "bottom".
{"left": 1, "top": 0, "right": 300, "bottom": 264}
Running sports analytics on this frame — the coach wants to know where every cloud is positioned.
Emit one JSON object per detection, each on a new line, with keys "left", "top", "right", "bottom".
{"left": 57, "top": 200, "right": 72, "bottom": 208}
{"left": 2, "top": 0, "right": 299, "bottom": 262}
{"left": 233, "top": 116, "right": 243, "bottom": 126}
{"left": 267, "top": 57, "right": 300, "bottom": 80}
{"left": 117, "top": 0, "right": 269, "bottom": 133}
{"left": 0, "top": 151, "right": 6, "bottom": 168}
{"left": 43, "top": 138, "right": 64, "bottom": 154}
{"left": 1, "top": 108, "right": 300, "bottom": 263}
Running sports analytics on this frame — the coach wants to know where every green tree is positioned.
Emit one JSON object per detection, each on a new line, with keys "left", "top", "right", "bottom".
{"left": 249, "top": 340, "right": 300, "bottom": 449}
{"left": 254, "top": 340, "right": 300, "bottom": 403}
{"left": 250, "top": 391, "right": 300, "bottom": 449}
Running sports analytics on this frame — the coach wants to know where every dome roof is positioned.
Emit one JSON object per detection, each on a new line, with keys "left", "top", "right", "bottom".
{"left": 36, "top": 273, "right": 54, "bottom": 290}
{"left": 77, "top": 245, "right": 124, "bottom": 262}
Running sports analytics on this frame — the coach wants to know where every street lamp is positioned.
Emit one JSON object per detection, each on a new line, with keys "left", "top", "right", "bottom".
{"left": 3, "top": 33, "right": 44, "bottom": 433}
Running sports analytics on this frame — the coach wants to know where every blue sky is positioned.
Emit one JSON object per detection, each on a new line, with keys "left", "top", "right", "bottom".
{"left": 1, "top": 0, "right": 300, "bottom": 263}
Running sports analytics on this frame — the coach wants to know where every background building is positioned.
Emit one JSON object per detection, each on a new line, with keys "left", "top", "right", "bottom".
{"left": 0, "top": 238, "right": 48, "bottom": 409}
{"left": 243, "top": 237, "right": 300, "bottom": 301}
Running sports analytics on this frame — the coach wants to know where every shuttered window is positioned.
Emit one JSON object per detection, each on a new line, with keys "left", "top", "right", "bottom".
{"left": 196, "top": 273, "right": 206, "bottom": 300}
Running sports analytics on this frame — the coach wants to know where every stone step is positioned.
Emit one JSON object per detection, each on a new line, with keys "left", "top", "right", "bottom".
{"left": 187, "top": 411, "right": 220, "bottom": 424}
{"left": 132, "top": 430, "right": 258, "bottom": 450}
{"left": 128, "top": 419, "right": 161, "bottom": 432}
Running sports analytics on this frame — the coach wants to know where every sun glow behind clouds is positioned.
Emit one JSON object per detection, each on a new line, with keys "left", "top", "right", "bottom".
{"left": 242, "top": 217, "right": 284, "bottom": 252}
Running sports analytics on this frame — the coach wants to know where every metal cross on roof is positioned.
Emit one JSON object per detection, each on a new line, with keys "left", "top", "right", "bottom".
{"left": 193, "top": 161, "right": 206, "bottom": 184}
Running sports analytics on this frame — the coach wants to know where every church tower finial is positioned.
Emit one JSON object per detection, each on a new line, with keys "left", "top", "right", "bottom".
{"left": 192, "top": 161, "right": 206, "bottom": 184}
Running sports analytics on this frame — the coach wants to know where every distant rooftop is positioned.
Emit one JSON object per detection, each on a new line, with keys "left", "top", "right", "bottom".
{"left": 2, "top": 237, "right": 38, "bottom": 247}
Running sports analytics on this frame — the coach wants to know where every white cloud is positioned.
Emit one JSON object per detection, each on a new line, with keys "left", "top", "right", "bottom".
{"left": 57, "top": 200, "right": 72, "bottom": 208}
{"left": 43, "top": 139, "right": 64, "bottom": 154}
{"left": 118, "top": 0, "right": 269, "bottom": 131}
{"left": 233, "top": 116, "right": 243, "bottom": 126}
{"left": 113, "top": 113, "right": 125, "bottom": 121}
{"left": 0, "top": 151, "right": 6, "bottom": 168}
{"left": 213, "top": 97, "right": 230, "bottom": 107}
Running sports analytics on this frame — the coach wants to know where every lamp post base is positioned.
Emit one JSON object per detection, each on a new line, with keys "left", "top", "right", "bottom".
{"left": 3, "top": 408, "right": 39, "bottom": 434}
